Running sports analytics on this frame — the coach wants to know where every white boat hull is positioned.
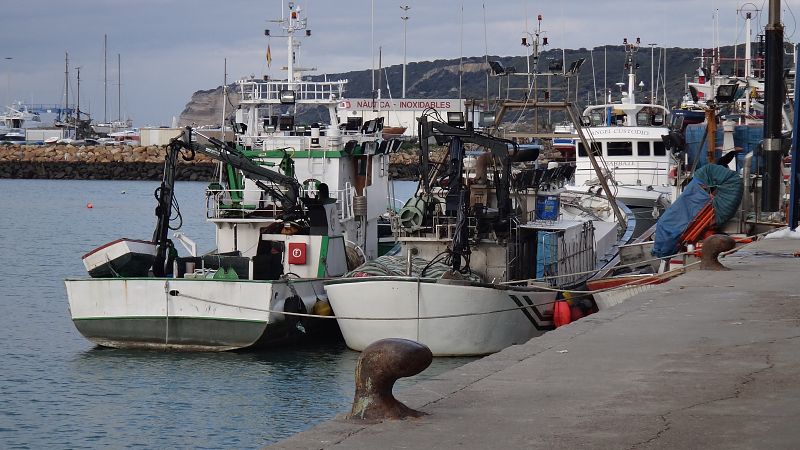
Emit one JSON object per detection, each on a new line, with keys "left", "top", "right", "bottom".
{"left": 82, "top": 238, "right": 156, "bottom": 278}
{"left": 64, "top": 277, "right": 332, "bottom": 351}
{"left": 592, "top": 283, "right": 655, "bottom": 310}
{"left": 325, "top": 277, "right": 556, "bottom": 356}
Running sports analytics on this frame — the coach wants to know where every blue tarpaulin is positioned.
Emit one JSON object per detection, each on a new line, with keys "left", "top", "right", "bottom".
{"left": 652, "top": 165, "right": 742, "bottom": 258}
{"left": 652, "top": 181, "right": 711, "bottom": 257}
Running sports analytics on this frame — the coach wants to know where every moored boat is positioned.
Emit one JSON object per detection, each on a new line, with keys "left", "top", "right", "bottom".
{"left": 81, "top": 238, "right": 156, "bottom": 278}
{"left": 64, "top": 2, "right": 396, "bottom": 351}
{"left": 326, "top": 113, "right": 635, "bottom": 356}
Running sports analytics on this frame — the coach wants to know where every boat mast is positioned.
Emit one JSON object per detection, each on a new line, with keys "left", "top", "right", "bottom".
{"left": 221, "top": 58, "right": 227, "bottom": 142}
{"left": 287, "top": 4, "right": 295, "bottom": 86}
{"left": 76, "top": 66, "right": 81, "bottom": 138}
{"left": 64, "top": 52, "right": 69, "bottom": 123}
{"left": 623, "top": 37, "right": 640, "bottom": 104}
{"left": 103, "top": 34, "right": 107, "bottom": 123}
{"left": 117, "top": 54, "right": 121, "bottom": 122}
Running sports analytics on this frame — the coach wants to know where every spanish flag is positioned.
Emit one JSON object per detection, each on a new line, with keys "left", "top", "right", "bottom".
{"left": 266, "top": 45, "right": 272, "bottom": 68}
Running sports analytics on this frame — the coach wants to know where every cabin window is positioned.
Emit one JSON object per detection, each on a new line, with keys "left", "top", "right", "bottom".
{"left": 636, "top": 112, "right": 650, "bottom": 126}
{"left": 606, "top": 141, "right": 633, "bottom": 156}
{"left": 577, "top": 142, "right": 599, "bottom": 157}
{"left": 653, "top": 141, "right": 666, "bottom": 156}
{"left": 637, "top": 141, "right": 650, "bottom": 156}
{"left": 590, "top": 112, "right": 603, "bottom": 126}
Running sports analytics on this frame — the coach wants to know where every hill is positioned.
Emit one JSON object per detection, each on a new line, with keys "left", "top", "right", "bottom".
{"left": 178, "top": 45, "right": 750, "bottom": 128}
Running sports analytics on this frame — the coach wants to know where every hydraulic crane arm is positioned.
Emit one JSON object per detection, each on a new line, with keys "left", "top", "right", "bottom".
{"left": 151, "top": 127, "right": 302, "bottom": 276}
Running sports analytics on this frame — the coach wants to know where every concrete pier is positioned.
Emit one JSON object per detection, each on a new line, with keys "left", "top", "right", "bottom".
{"left": 274, "top": 237, "right": 800, "bottom": 449}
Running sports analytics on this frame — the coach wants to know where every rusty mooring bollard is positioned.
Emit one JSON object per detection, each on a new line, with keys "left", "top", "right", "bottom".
{"left": 348, "top": 338, "right": 433, "bottom": 421}
{"left": 699, "top": 234, "right": 736, "bottom": 270}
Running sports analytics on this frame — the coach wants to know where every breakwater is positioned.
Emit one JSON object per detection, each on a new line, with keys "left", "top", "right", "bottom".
{"left": 0, "top": 145, "right": 419, "bottom": 180}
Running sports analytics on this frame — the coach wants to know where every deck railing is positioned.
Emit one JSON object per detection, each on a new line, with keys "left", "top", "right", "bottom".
{"left": 238, "top": 79, "right": 346, "bottom": 104}
{"left": 205, "top": 185, "right": 355, "bottom": 222}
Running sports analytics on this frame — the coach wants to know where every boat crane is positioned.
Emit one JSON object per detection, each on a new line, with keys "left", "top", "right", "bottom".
{"left": 151, "top": 127, "right": 303, "bottom": 276}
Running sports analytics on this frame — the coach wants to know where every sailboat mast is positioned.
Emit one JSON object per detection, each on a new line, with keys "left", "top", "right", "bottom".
{"left": 117, "top": 54, "right": 121, "bottom": 122}
{"left": 104, "top": 34, "right": 107, "bottom": 123}
{"left": 76, "top": 66, "right": 81, "bottom": 138}
{"left": 64, "top": 52, "right": 69, "bottom": 119}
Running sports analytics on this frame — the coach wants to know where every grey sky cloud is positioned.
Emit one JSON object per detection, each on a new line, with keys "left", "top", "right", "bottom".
{"left": 1, "top": 0, "right": 792, "bottom": 126}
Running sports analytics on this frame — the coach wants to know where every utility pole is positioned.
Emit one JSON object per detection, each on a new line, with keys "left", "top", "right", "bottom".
{"left": 400, "top": 5, "right": 410, "bottom": 98}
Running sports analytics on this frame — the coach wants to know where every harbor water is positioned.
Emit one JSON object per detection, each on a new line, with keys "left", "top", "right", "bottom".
{"left": 0, "top": 179, "right": 468, "bottom": 449}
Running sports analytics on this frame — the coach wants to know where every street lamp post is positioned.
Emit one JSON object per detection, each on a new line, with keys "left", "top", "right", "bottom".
{"left": 400, "top": 5, "right": 410, "bottom": 98}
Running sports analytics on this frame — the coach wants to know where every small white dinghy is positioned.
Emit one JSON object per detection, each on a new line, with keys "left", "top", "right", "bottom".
{"left": 82, "top": 238, "right": 157, "bottom": 278}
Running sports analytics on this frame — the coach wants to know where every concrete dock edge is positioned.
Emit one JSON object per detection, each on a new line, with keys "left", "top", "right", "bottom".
{"left": 273, "top": 237, "right": 800, "bottom": 449}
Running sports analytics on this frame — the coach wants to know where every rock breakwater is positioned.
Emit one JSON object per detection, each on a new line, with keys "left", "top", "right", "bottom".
{"left": 0, "top": 144, "right": 420, "bottom": 180}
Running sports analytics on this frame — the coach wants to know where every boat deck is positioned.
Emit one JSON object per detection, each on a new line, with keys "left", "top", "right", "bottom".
{"left": 274, "top": 236, "right": 800, "bottom": 449}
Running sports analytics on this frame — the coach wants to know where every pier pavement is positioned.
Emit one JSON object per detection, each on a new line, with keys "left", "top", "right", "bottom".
{"left": 274, "top": 237, "right": 800, "bottom": 449}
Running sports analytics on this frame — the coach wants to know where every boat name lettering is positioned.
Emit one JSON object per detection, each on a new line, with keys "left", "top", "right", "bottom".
{"left": 589, "top": 128, "right": 657, "bottom": 137}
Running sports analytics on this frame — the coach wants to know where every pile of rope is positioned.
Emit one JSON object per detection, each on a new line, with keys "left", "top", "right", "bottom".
{"left": 346, "top": 255, "right": 482, "bottom": 282}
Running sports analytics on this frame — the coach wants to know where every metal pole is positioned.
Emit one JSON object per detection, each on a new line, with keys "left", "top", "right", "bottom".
{"left": 401, "top": 5, "right": 410, "bottom": 99}
{"left": 76, "top": 66, "right": 81, "bottom": 138}
{"left": 221, "top": 58, "right": 227, "bottom": 142}
{"left": 117, "top": 54, "right": 121, "bottom": 122}
{"left": 3, "top": 57, "right": 11, "bottom": 110}
{"left": 762, "top": 0, "right": 784, "bottom": 212}
{"left": 789, "top": 43, "right": 800, "bottom": 229}
{"left": 649, "top": 43, "right": 657, "bottom": 103}
{"left": 371, "top": 0, "right": 375, "bottom": 93}
{"left": 104, "top": 34, "right": 107, "bottom": 123}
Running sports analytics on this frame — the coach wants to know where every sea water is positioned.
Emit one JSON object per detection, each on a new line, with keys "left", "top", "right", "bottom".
{"left": 0, "top": 179, "right": 468, "bottom": 449}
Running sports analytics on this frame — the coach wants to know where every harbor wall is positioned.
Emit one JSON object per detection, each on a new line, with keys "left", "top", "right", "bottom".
{"left": 0, "top": 144, "right": 420, "bottom": 180}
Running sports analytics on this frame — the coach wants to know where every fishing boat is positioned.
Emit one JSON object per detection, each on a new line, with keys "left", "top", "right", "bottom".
{"left": 64, "top": 2, "right": 398, "bottom": 351}
{"left": 573, "top": 38, "right": 672, "bottom": 236}
{"left": 325, "top": 114, "right": 634, "bottom": 356}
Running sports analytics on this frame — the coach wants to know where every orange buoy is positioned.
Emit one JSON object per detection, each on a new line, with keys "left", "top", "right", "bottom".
{"left": 553, "top": 300, "right": 572, "bottom": 328}
{"left": 86, "top": 203, "right": 94, "bottom": 209}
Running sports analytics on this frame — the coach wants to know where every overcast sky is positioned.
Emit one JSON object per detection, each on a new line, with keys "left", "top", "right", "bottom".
{"left": 2, "top": 0, "right": 797, "bottom": 126}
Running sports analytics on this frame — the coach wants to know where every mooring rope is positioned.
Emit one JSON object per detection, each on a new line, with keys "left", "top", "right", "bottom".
{"left": 165, "top": 231, "right": 774, "bottom": 322}
{"left": 170, "top": 290, "right": 557, "bottom": 321}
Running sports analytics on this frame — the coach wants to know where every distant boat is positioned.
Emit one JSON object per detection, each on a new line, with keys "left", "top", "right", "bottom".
{"left": 0, "top": 103, "right": 41, "bottom": 131}
{"left": 108, "top": 128, "right": 140, "bottom": 145}
{"left": 92, "top": 119, "right": 133, "bottom": 136}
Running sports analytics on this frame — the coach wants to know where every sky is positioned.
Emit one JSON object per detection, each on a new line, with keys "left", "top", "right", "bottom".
{"left": 2, "top": 0, "right": 798, "bottom": 127}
